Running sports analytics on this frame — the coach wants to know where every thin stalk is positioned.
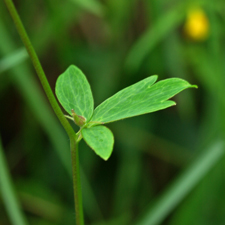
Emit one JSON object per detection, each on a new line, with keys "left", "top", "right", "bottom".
{"left": 3, "top": 0, "right": 84, "bottom": 224}
{"left": 3, "top": 0, "right": 73, "bottom": 138}
{"left": 71, "top": 140, "right": 84, "bottom": 224}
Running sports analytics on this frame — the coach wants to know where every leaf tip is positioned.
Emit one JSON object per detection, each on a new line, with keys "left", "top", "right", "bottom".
{"left": 95, "top": 150, "right": 113, "bottom": 161}
{"left": 151, "top": 74, "right": 158, "bottom": 82}
{"left": 165, "top": 100, "right": 176, "bottom": 107}
{"left": 96, "top": 151, "right": 112, "bottom": 161}
{"left": 102, "top": 156, "right": 110, "bottom": 161}
{"left": 191, "top": 84, "right": 198, "bottom": 89}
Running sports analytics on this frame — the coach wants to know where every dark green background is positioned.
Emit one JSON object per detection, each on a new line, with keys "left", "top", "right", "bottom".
{"left": 0, "top": 0, "right": 225, "bottom": 224}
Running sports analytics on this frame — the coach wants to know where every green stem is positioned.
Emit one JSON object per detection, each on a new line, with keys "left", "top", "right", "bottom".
{"left": 3, "top": 0, "right": 84, "bottom": 224}
{"left": 71, "top": 141, "right": 84, "bottom": 225}
{"left": 3, "top": 0, "right": 73, "bottom": 138}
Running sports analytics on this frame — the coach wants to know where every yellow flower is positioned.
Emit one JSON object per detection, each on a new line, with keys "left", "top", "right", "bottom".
{"left": 184, "top": 8, "right": 209, "bottom": 41}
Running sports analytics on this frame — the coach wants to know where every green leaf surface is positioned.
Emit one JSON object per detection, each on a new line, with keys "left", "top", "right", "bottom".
{"left": 55, "top": 65, "right": 94, "bottom": 120}
{"left": 91, "top": 76, "right": 196, "bottom": 124}
{"left": 82, "top": 126, "right": 114, "bottom": 160}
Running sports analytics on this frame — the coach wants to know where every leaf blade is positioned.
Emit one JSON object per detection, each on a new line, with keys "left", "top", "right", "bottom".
{"left": 55, "top": 65, "right": 94, "bottom": 120}
{"left": 82, "top": 126, "right": 114, "bottom": 160}
{"left": 91, "top": 77, "right": 196, "bottom": 124}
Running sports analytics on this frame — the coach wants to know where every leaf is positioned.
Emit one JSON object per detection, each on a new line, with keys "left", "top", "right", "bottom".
{"left": 91, "top": 76, "right": 197, "bottom": 124}
{"left": 81, "top": 126, "right": 114, "bottom": 160}
{"left": 55, "top": 65, "right": 94, "bottom": 121}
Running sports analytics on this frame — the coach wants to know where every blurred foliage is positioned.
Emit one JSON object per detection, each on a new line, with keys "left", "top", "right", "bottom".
{"left": 0, "top": 0, "right": 225, "bottom": 225}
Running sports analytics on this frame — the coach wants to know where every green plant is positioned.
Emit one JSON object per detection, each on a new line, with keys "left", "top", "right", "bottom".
{"left": 55, "top": 65, "right": 196, "bottom": 160}
{"left": 3, "top": 0, "right": 197, "bottom": 224}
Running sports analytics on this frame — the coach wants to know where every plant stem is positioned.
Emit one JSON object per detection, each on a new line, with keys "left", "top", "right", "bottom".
{"left": 3, "top": 0, "right": 84, "bottom": 224}
{"left": 71, "top": 140, "right": 84, "bottom": 225}
{"left": 3, "top": 0, "right": 73, "bottom": 138}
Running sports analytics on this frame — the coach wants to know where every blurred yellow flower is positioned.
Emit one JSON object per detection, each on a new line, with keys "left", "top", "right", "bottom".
{"left": 184, "top": 8, "right": 209, "bottom": 41}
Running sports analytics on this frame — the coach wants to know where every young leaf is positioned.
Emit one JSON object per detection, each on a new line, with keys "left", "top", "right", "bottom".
{"left": 81, "top": 126, "right": 114, "bottom": 160}
{"left": 55, "top": 65, "right": 94, "bottom": 121}
{"left": 91, "top": 76, "right": 196, "bottom": 124}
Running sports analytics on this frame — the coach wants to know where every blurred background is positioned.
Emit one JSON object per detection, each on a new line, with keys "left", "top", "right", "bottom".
{"left": 1, "top": 0, "right": 225, "bottom": 224}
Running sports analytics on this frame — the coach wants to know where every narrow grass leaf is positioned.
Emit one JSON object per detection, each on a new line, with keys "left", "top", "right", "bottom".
{"left": 0, "top": 48, "right": 27, "bottom": 74}
{"left": 0, "top": 137, "right": 28, "bottom": 225}
{"left": 91, "top": 76, "right": 196, "bottom": 124}
{"left": 82, "top": 126, "right": 114, "bottom": 160}
{"left": 125, "top": 2, "right": 187, "bottom": 73}
{"left": 55, "top": 65, "right": 94, "bottom": 121}
{"left": 135, "top": 140, "right": 224, "bottom": 225}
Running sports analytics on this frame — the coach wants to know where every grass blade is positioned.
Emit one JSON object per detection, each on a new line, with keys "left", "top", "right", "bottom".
{"left": 125, "top": 2, "right": 187, "bottom": 73}
{"left": 0, "top": 136, "right": 29, "bottom": 225}
{"left": 136, "top": 140, "right": 225, "bottom": 225}
{"left": 0, "top": 48, "right": 27, "bottom": 74}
